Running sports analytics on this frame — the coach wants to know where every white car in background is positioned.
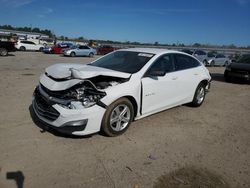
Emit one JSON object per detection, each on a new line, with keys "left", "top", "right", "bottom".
{"left": 64, "top": 45, "right": 96, "bottom": 57}
{"left": 32, "top": 48, "right": 211, "bottom": 136}
{"left": 207, "top": 54, "right": 229, "bottom": 66}
{"left": 182, "top": 49, "right": 208, "bottom": 65}
{"left": 15, "top": 40, "right": 44, "bottom": 51}
{"left": 193, "top": 50, "right": 209, "bottom": 65}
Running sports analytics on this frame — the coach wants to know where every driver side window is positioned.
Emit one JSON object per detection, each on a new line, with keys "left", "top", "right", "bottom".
{"left": 146, "top": 54, "right": 174, "bottom": 75}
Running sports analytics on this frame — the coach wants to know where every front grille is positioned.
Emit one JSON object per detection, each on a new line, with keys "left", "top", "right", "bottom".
{"left": 33, "top": 89, "right": 60, "bottom": 121}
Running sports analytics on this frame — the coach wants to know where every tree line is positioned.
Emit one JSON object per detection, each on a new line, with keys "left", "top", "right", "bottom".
{"left": 0, "top": 25, "right": 53, "bottom": 37}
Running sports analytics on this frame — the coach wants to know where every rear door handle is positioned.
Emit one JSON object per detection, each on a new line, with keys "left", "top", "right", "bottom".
{"left": 172, "top": 76, "right": 178, "bottom": 80}
{"left": 194, "top": 73, "right": 199, "bottom": 76}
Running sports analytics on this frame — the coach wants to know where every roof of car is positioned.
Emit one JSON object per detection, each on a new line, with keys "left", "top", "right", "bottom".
{"left": 119, "top": 48, "right": 184, "bottom": 55}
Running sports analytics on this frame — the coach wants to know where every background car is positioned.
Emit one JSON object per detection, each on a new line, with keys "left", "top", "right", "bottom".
{"left": 207, "top": 54, "right": 229, "bottom": 66}
{"left": 193, "top": 50, "right": 208, "bottom": 65}
{"left": 43, "top": 43, "right": 74, "bottom": 54}
{"left": 97, "top": 45, "right": 115, "bottom": 55}
{"left": 224, "top": 54, "right": 250, "bottom": 82}
{"left": 181, "top": 49, "right": 208, "bottom": 65}
{"left": 64, "top": 45, "right": 96, "bottom": 57}
{"left": 15, "top": 40, "right": 44, "bottom": 51}
{"left": 0, "top": 41, "right": 16, "bottom": 56}
{"left": 181, "top": 49, "right": 194, "bottom": 55}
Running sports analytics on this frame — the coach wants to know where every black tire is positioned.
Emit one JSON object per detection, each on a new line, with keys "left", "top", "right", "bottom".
{"left": 190, "top": 82, "right": 206, "bottom": 107}
{"left": 70, "top": 52, "right": 76, "bottom": 57}
{"left": 0, "top": 48, "right": 8, "bottom": 56}
{"left": 101, "top": 97, "right": 134, "bottom": 137}
{"left": 89, "top": 52, "right": 94, "bottom": 57}
{"left": 210, "top": 61, "right": 215, "bottom": 67}
{"left": 20, "top": 46, "right": 26, "bottom": 51}
{"left": 39, "top": 47, "right": 44, "bottom": 52}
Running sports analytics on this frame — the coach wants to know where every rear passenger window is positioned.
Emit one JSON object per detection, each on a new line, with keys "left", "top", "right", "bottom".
{"left": 146, "top": 55, "right": 174, "bottom": 74}
{"left": 174, "top": 54, "right": 200, "bottom": 71}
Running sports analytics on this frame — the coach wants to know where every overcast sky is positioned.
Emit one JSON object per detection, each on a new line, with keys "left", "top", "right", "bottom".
{"left": 0, "top": 0, "right": 250, "bottom": 46}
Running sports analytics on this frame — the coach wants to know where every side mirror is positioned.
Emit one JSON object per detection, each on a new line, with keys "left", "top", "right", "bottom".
{"left": 146, "top": 70, "right": 166, "bottom": 77}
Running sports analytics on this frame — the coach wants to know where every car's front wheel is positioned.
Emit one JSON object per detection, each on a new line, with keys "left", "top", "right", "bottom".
{"left": 89, "top": 52, "right": 94, "bottom": 57}
{"left": 101, "top": 98, "right": 134, "bottom": 137}
{"left": 190, "top": 82, "right": 206, "bottom": 107}
{"left": 20, "top": 46, "right": 26, "bottom": 51}
{"left": 0, "top": 48, "right": 8, "bottom": 56}
{"left": 70, "top": 52, "right": 76, "bottom": 57}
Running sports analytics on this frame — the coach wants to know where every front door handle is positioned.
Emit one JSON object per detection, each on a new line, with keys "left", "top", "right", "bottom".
{"left": 194, "top": 73, "right": 199, "bottom": 76}
{"left": 172, "top": 76, "right": 178, "bottom": 80}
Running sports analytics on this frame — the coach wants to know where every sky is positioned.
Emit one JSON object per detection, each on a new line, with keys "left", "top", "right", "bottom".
{"left": 0, "top": 0, "right": 250, "bottom": 46}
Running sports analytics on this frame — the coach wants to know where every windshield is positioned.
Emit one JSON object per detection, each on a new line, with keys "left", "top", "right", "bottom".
{"left": 237, "top": 55, "right": 250, "bottom": 64}
{"left": 90, "top": 51, "right": 155, "bottom": 73}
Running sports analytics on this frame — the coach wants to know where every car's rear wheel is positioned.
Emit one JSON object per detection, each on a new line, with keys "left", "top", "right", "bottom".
{"left": 70, "top": 52, "right": 76, "bottom": 57}
{"left": 0, "top": 48, "right": 8, "bottom": 56}
{"left": 190, "top": 82, "right": 206, "bottom": 107}
{"left": 101, "top": 98, "right": 134, "bottom": 137}
{"left": 39, "top": 47, "right": 44, "bottom": 52}
{"left": 20, "top": 46, "right": 26, "bottom": 51}
{"left": 89, "top": 52, "right": 94, "bottom": 57}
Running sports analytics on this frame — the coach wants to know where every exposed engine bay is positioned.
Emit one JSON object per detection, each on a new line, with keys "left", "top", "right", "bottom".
{"left": 39, "top": 75, "right": 129, "bottom": 109}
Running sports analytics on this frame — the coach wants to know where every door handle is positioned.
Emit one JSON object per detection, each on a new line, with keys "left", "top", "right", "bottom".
{"left": 172, "top": 76, "right": 178, "bottom": 80}
{"left": 194, "top": 73, "right": 199, "bottom": 76}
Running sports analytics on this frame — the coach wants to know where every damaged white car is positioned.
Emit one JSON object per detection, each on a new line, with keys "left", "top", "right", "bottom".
{"left": 32, "top": 48, "right": 211, "bottom": 136}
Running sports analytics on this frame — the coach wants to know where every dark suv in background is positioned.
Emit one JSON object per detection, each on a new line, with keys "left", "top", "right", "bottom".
{"left": 0, "top": 41, "right": 16, "bottom": 56}
{"left": 224, "top": 54, "right": 250, "bottom": 82}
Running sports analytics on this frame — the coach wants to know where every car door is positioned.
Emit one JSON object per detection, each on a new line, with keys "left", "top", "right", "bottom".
{"left": 77, "top": 46, "right": 85, "bottom": 56}
{"left": 215, "top": 54, "right": 224, "bottom": 66}
{"left": 142, "top": 53, "right": 203, "bottom": 115}
{"left": 27, "top": 41, "right": 36, "bottom": 50}
{"left": 82, "top": 46, "right": 91, "bottom": 56}
{"left": 141, "top": 54, "right": 181, "bottom": 115}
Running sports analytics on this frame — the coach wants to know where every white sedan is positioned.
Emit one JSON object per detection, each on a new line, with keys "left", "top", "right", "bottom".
{"left": 32, "top": 48, "right": 211, "bottom": 136}
{"left": 64, "top": 45, "right": 96, "bottom": 57}
{"left": 207, "top": 54, "right": 229, "bottom": 66}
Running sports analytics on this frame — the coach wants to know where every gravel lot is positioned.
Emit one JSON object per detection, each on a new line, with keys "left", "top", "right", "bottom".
{"left": 0, "top": 52, "right": 249, "bottom": 188}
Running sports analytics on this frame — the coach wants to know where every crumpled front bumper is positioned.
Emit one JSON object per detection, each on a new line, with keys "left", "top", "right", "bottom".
{"left": 32, "top": 86, "right": 106, "bottom": 136}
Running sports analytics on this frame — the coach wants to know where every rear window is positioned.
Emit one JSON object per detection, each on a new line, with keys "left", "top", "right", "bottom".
{"left": 174, "top": 54, "right": 201, "bottom": 71}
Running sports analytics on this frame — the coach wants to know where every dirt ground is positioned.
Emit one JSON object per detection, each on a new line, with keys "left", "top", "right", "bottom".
{"left": 0, "top": 52, "right": 249, "bottom": 188}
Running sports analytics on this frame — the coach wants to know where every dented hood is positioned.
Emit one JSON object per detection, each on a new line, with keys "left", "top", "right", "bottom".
{"left": 45, "top": 64, "right": 131, "bottom": 79}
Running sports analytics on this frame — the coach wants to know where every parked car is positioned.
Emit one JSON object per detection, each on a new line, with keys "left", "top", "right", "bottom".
{"left": 193, "top": 50, "right": 208, "bottom": 65}
{"left": 207, "top": 54, "right": 229, "bottom": 66}
{"left": 15, "top": 40, "right": 44, "bottom": 51}
{"left": 97, "top": 45, "right": 115, "bottom": 55}
{"left": 181, "top": 49, "right": 194, "bottom": 55}
{"left": 0, "top": 41, "right": 16, "bottom": 56}
{"left": 64, "top": 45, "right": 96, "bottom": 57}
{"left": 224, "top": 54, "right": 250, "bottom": 82}
{"left": 43, "top": 43, "right": 74, "bottom": 54}
{"left": 181, "top": 49, "right": 208, "bottom": 65}
{"left": 32, "top": 48, "right": 211, "bottom": 136}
